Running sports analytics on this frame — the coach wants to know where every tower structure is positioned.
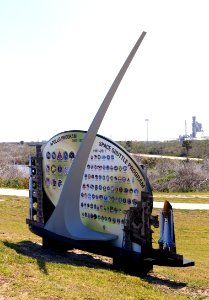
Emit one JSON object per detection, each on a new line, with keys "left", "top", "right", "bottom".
{"left": 192, "top": 116, "right": 203, "bottom": 139}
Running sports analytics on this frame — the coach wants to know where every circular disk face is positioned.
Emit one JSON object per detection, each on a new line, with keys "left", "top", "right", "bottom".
{"left": 42, "top": 130, "right": 147, "bottom": 249}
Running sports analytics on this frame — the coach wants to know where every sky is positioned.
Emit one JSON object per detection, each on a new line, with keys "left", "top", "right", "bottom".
{"left": 0, "top": 0, "right": 209, "bottom": 142}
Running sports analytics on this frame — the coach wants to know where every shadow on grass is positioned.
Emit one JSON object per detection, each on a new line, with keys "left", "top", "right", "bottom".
{"left": 3, "top": 240, "right": 188, "bottom": 291}
{"left": 144, "top": 273, "right": 187, "bottom": 290}
{"left": 3, "top": 240, "right": 112, "bottom": 275}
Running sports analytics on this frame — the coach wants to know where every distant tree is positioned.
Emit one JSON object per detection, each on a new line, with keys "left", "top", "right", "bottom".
{"left": 182, "top": 140, "right": 192, "bottom": 159}
{"left": 126, "top": 141, "right": 132, "bottom": 152}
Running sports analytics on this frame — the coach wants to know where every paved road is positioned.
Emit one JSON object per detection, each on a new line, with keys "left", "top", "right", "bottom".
{"left": 0, "top": 188, "right": 28, "bottom": 197}
{"left": 132, "top": 153, "right": 202, "bottom": 161}
{"left": 153, "top": 201, "right": 209, "bottom": 210}
{"left": 0, "top": 188, "right": 209, "bottom": 210}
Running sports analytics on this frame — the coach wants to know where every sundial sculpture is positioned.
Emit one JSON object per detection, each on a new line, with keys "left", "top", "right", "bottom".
{"left": 27, "top": 31, "right": 194, "bottom": 276}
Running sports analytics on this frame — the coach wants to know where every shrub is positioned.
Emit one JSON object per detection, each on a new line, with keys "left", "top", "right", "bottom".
{"left": 147, "top": 159, "right": 209, "bottom": 192}
{"left": 0, "top": 177, "right": 28, "bottom": 189}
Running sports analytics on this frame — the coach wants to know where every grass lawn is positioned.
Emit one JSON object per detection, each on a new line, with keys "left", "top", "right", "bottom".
{"left": 153, "top": 192, "right": 209, "bottom": 204}
{"left": 0, "top": 195, "right": 209, "bottom": 299}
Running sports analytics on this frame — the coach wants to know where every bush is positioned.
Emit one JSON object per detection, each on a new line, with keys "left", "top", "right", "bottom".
{"left": 147, "top": 159, "right": 209, "bottom": 192}
{"left": 0, "top": 177, "right": 28, "bottom": 189}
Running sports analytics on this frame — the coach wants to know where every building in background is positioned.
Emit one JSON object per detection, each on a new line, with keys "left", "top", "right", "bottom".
{"left": 179, "top": 116, "right": 206, "bottom": 141}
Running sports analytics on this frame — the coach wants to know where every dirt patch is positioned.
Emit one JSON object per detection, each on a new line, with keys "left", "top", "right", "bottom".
{"left": 0, "top": 274, "right": 11, "bottom": 299}
{"left": 0, "top": 274, "right": 10, "bottom": 285}
{"left": 146, "top": 272, "right": 209, "bottom": 299}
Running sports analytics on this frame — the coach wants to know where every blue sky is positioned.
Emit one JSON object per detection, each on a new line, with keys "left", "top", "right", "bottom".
{"left": 1, "top": 0, "right": 209, "bottom": 142}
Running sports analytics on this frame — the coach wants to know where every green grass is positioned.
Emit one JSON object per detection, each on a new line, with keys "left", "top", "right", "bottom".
{"left": 0, "top": 195, "right": 209, "bottom": 299}
{"left": 153, "top": 192, "right": 209, "bottom": 204}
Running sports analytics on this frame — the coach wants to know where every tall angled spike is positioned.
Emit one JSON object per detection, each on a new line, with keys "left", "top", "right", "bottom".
{"left": 45, "top": 31, "right": 147, "bottom": 240}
